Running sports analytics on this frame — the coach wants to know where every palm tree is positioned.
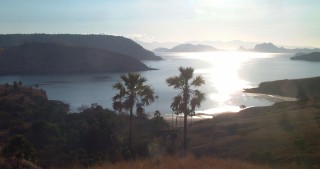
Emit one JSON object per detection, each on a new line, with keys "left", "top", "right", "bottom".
{"left": 112, "top": 73, "right": 155, "bottom": 152}
{"left": 166, "top": 67, "right": 205, "bottom": 152}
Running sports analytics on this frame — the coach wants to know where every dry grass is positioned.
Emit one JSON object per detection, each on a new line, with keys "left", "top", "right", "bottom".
{"left": 188, "top": 100, "right": 320, "bottom": 167}
{"left": 62, "top": 155, "right": 276, "bottom": 169}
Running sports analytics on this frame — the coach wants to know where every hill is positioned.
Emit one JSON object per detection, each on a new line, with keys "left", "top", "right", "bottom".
{"left": 291, "top": 52, "right": 320, "bottom": 61}
{"left": 153, "top": 43, "right": 218, "bottom": 52}
{"left": 0, "top": 34, "right": 161, "bottom": 60}
{"left": 243, "top": 76, "right": 320, "bottom": 99}
{"left": 0, "top": 42, "right": 152, "bottom": 74}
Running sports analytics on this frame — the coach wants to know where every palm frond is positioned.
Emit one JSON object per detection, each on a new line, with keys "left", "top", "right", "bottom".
{"left": 179, "top": 67, "right": 194, "bottom": 80}
{"left": 192, "top": 75, "right": 205, "bottom": 86}
{"left": 140, "top": 85, "right": 155, "bottom": 105}
{"left": 112, "top": 81, "right": 123, "bottom": 90}
{"left": 112, "top": 101, "right": 123, "bottom": 112}
{"left": 170, "top": 95, "right": 183, "bottom": 114}
{"left": 166, "top": 76, "right": 183, "bottom": 88}
{"left": 190, "top": 90, "right": 205, "bottom": 111}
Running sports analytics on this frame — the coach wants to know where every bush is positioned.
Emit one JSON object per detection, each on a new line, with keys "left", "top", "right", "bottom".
{"left": 278, "top": 113, "right": 294, "bottom": 131}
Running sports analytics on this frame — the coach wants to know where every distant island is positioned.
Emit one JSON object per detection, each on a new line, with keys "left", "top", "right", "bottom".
{"left": 244, "top": 76, "right": 320, "bottom": 99}
{"left": 0, "top": 34, "right": 162, "bottom": 60}
{"left": 0, "top": 42, "right": 152, "bottom": 75}
{"left": 252, "top": 42, "right": 320, "bottom": 53}
{"left": 290, "top": 52, "right": 320, "bottom": 61}
{"left": 151, "top": 42, "right": 320, "bottom": 53}
{"left": 252, "top": 43, "right": 288, "bottom": 53}
{"left": 153, "top": 43, "right": 218, "bottom": 52}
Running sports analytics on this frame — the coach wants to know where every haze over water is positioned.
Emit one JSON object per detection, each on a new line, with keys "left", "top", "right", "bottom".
{"left": 1, "top": 51, "right": 319, "bottom": 117}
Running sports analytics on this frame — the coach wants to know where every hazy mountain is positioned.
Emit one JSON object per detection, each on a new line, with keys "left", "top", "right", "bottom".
{"left": 252, "top": 43, "right": 320, "bottom": 53}
{"left": 153, "top": 43, "right": 218, "bottom": 52}
{"left": 187, "top": 40, "right": 258, "bottom": 50}
{"left": 0, "top": 42, "right": 152, "bottom": 75}
{"left": 137, "top": 39, "right": 320, "bottom": 53}
{"left": 253, "top": 43, "right": 289, "bottom": 53}
{"left": 0, "top": 34, "right": 162, "bottom": 60}
{"left": 138, "top": 40, "right": 257, "bottom": 51}
{"left": 290, "top": 52, "right": 320, "bottom": 61}
{"left": 153, "top": 47, "right": 171, "bottom": 52}
{"left": 237, "top": 46, "right": 249, "bottom": 51}
{"left": 135, "top": 40, "right": 179, "bottom": 51}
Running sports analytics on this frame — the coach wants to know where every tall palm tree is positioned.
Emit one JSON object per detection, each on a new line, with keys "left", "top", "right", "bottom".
{"left": 166, "top": 67, "right": 205, "bottom": 152}
{"left": 112, "top": 73, "right": 155, "bottom": 152}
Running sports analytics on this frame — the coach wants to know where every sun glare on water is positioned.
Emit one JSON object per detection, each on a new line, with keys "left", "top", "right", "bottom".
{"left": 192, "top": 51, "right": 258, "bottom": 116}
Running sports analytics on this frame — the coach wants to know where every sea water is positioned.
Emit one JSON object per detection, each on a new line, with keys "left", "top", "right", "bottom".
{"left": 1, "top": 52, "right": 319, "bottom": 117}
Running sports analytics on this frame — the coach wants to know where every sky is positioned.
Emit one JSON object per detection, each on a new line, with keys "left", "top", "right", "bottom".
{"left": 1, "top": 0, "right": 320, "bottom": 47}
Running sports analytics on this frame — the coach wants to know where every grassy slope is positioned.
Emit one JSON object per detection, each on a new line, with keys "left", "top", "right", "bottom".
{"left": 189, "top": 100, "right": 320, "bottom": 167}
{"left": 67, "top": 100, "right": 320, "bottom": 169}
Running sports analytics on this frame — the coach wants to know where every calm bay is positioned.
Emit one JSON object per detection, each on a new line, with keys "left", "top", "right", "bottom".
{"left": 1, "top": 51, "right": 319, "bottom": 117}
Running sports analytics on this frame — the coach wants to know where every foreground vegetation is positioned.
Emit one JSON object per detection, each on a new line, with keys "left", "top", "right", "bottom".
{"left": 0, "top": 83, "right": 169, "bottom": 168}
{"left": 1, "top": 74, "right": 320, "bottom": 168}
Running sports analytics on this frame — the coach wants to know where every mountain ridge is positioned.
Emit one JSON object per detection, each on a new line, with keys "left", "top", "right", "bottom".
{"left": 0, "top": 42, "right": 152, "bottom": 75}
{"left": 252, "top": 42, "right": 320, "bottom": 53}
{"left": 0, "top": 34, "right": 162, "bottom": 60}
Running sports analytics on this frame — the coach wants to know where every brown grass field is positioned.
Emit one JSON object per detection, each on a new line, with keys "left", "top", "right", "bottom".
{"left": 56, "top": 155, "right": 280, "bottom": 169}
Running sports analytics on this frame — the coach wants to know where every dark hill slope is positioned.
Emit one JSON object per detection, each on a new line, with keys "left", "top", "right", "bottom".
{"left": 244, "top": 76, "right": 320, "bottom": 99}
{"left": 0, "top": 42, "right": 151, "bottom": 74}
{"left": 0, "top": 34, "right": 161, "bottom": 60}
{"left": 291, "top": 52, "right": 320, "bottom": 61}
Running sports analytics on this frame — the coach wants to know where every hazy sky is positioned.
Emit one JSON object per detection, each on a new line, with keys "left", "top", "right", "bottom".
{"left": 1, "top": 0, "right": 319, "bottom": 47}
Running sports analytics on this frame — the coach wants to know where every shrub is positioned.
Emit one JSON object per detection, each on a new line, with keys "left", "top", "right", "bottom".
{"left": 278, "top": 113, "right": 294, "bottom": 131}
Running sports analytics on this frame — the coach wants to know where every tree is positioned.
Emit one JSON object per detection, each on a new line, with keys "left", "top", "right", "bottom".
{"left": 166, "top": 67, "right": 205, "bottom": 152}
{"left": 2, "top": 135, "right": 36, "bottom": 169}
{"left": 154, "top": 110, "right": 161, "bottom": 118}
{"left": 112, "top": 73, "right": 155, "bottom": 153}
{"left": 13, "top": 81, "right": 18, "bottom": 89}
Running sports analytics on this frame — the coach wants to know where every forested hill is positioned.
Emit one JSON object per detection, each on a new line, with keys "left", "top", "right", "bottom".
{"left": 0, "top": 34, "right": 162, "bottom": 60}
{"left": 0, "top": 42, "right": 152, "bottom": 74}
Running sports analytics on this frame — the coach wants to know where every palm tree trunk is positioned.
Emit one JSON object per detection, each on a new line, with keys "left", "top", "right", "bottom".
{"left": 175, "top": 115, "right": 178, "bottom": 129}
{"left": 183, "top": 81, "right": 189, "bottom": 153}
{"left": 183, "top": 111, "right": 188, "bottom": 153}
{"left": 129, "top": 106, "right": 133, "bottom": 154}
